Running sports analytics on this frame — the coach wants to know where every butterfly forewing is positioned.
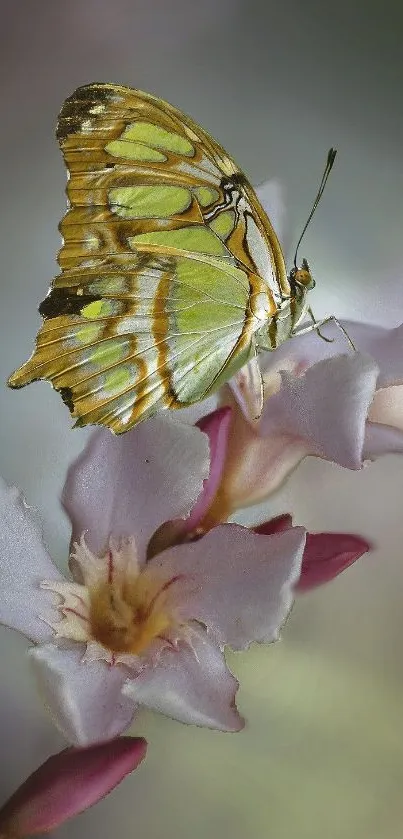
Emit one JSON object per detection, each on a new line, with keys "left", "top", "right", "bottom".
{"left": 9, "top": 83, "right": 286, "bottom": 432}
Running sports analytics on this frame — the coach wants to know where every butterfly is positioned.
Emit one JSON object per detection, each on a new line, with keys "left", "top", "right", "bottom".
{"left": 8, "top": 82, "right": 336, "bottom": 433}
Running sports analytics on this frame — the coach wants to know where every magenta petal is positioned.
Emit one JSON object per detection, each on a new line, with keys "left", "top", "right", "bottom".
{"left": 184, "top": 407, "right": 232, "bottom": 532}
{"left": 254, "top": 514, "right": 293, "bottom": 535}
{"left": 0, "top": 738, "right": 147, "bottom": 837}
{"left": 254, "top": 518, "right": 371, "bottom": 591}
{"left": 297, "top": 532, "right": 372, "bottom": 591}
{"left": 62, "top": 417, "right": 209, "bottom": 559}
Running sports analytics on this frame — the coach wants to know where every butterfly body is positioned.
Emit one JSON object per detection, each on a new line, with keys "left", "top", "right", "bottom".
{"left": 8, "top": 83, "right": 316, "bottom": 433}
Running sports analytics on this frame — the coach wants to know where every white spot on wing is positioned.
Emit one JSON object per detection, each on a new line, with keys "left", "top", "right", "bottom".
{"left": 89, "top": 103, "right": 105, "bottom": 115}
{"left": 245, "top": 215, "right": 281, "bottom": 303}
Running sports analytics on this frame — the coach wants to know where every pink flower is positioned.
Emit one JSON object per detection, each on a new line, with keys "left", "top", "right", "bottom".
{"left": 0, "top": 416, "right": 305, "bottom": 745}
{"left": 0, "top": 738, "right": 146, "bottom": 837}
{"left": 257, "top": 318, "right": 403, "bottom": 464}
{"left": 165, "top": 409, "right": 370, "bottom": 592}
{"left": 196, "top": 321, "right": 403, "bottom": 524}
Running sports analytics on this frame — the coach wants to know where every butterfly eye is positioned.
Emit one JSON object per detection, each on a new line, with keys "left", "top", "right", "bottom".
{"left": 293, "top": 258, "right": 316, "bottom": 289}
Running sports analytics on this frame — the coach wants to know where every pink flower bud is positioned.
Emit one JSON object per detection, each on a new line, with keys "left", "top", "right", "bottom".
{"left": 0, "top": 737, "right": 147, "bottom": 837}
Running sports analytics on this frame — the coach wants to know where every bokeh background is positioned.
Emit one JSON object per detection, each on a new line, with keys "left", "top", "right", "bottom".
{"left": 1, "top": 1, "right": 403, "bottom": 837}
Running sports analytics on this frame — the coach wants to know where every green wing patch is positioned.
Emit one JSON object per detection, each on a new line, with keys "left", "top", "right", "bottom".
{"left": 9, "top": 253, "right": 254, "bottom": 433}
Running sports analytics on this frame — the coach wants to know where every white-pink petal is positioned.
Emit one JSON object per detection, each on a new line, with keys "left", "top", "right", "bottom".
{"left": 123, "top": 624, "right": 243, "bottom": 731}
{"left": 29, "top": 643, "right": 137, "bottom": 746}
{"left": 363, "top": 423, "right": 403, "bottom": 458}
{"left": 147, "top": 524, "right": 305, "bottom": 650}
{"left": 368, "top": 385, "right": 403, "bottom": 431}
{"left": 62, "top": 417, "right": 210, "bottom": 560}
{"left": 260, "top": 352, "right": 379, "bottom": 469}
{"left": 364, "top": 383, "right": 403, "bottom": 458}
{"left": 260, "top": 320, "right": 403, "bottom": 389}
{"left": 337, "top": 322, "right": 403, "bottom": 387}
{"left": 0, "top": 478, "right": 63, "bottom": 643}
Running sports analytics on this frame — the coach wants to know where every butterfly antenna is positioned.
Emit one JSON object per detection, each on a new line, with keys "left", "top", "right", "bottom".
{"left": 293, "top": 148, "right": 337, "bottom": 270}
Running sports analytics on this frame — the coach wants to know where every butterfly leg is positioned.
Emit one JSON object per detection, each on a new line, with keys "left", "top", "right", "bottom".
{"left": 306, "top": 306, "right": 334, "bottom": 343}
{"left": 292, "top": 311, "right": 356, "bottom": 351}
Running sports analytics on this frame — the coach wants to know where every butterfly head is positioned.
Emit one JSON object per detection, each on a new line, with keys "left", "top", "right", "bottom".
{"left": 289, "top": 258, "right": 316, "bottom": 291}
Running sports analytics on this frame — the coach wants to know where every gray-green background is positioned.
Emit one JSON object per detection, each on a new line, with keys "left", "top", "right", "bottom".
{"left": 1, "top": 2, "right": 403, "bottom": 837}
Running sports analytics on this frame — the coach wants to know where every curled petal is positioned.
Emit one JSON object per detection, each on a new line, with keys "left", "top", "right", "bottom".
{"left": 298, "top": 532, "right": 372, "bottom": 591}
{"left": 228, "top": 357, "right": 264, "bottom": 423}
{"left": 29, "top": 643, "right": 137, "bottom": 746}
{"left": 188, "top": 407, "right": 232, "bottom": 530}
{"left": 123, "top": 624, "right": 243, "bottom": 731}
{"left": 205, "top": 412, "right": 309, "bottom": 518}
{"left": 147, "top": 524, "right": 305, "bottom": 650}
{"left": 147, "top": 407, "right": 232, "bottom": 556}
{"left": 0, "top": 478, "right": 62, "bottom": 643}
{"left": 0, "top": 738, "right": 147, "bottom": 837}
{"left": 62, "top": 417, "right": 209, "bottom": 560}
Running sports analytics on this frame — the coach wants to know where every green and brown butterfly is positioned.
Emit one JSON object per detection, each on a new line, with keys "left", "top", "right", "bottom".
{"left": 8, "top": 82, "right": 336, "bottom": 433}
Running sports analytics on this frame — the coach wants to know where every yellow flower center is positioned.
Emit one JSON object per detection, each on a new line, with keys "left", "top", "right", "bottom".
{"left": 42, "top": 538, "right": 184, "bottom": 662}
{"left": 89, "top": 573, "right": 173, "bottom": 655}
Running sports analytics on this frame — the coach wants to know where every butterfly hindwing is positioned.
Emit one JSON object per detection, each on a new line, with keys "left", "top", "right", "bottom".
{"left": 9, "top": 83, "right": 286, "bottom": 431}
{"left": 10, "top": 254, "right": 255, "bottom": 433}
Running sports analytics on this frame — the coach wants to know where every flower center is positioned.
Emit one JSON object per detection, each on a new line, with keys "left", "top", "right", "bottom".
{"left": 89, "top": 574, "right": 172, "bottom": 655}
{"left": 43, "top": 537, "right": 183, "bottom": 662}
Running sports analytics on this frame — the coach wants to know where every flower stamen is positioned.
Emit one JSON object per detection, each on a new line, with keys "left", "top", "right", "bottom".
{"left": 42, "top": 538, "right": 186, "bottom": 661}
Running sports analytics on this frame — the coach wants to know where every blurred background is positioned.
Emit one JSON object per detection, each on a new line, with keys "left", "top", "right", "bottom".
{"left": 1, "top": 1, "right": 403, "bottom": 836}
